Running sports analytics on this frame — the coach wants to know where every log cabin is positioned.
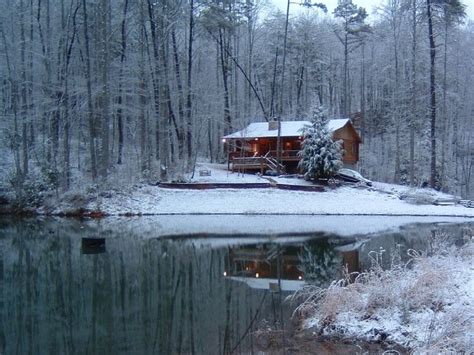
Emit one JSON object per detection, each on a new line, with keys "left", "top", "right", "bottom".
{"left": 222, "top": 119, "right": 361, "bottom": 174}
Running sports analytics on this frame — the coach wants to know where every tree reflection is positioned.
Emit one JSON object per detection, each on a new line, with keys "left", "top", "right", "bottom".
{"left": 0, "top": 218, "right": 471, "bottom": 354}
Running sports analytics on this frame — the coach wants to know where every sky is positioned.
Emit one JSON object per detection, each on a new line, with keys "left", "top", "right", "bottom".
{"left": 269, "top": 0, "right": 474, "bottom": 22}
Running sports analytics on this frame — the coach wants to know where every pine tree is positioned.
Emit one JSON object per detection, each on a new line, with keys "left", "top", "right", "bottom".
{"left": 298, "top": 105, "right": 343, "bottom": 179}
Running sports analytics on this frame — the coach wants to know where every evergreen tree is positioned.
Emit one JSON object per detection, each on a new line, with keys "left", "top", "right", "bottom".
{"left": 298, "top": 105, "right": 343, "bottom": 179}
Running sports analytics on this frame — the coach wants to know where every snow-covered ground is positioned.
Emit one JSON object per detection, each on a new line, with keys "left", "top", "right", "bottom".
{"left": 93, "top": 186, "right": 473, "bottom": 216}
{"left": 191, "top": 162, "right": 267, "bottom": 183}
{"left": 293, "top": 238, "right": 474, "bottom": 353}
{"left": 42, "top": 163, "right": 474, "bottom": 217}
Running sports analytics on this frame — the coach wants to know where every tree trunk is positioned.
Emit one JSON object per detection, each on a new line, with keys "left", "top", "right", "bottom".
{"left": 393, "top": 11, "right": 401, "bottom": 184}
{"left": 270, "top": 47, "right": 279, "bottom": 118}
{"left": 60, "top": 3, "right": 79, "bottom": 189}
{"left": 147, "top": 0, "right": 164, "bottom": 177}
{"left": 409, "top": 0, "right": 418, "bottom": 186}
{"left": 186, "top": 0, "right": 195, "bottom": 168}
{"left": 171, "top": 27, "right": 185, "bottom": 162}
{"left": 219, "top": 29, "right": 232, "bottom": 134}
{"left": 98, "top": 0, "right": 110, "bottom": 179}
{"left": 343, "top": 33, "right": 349, "bottom": 116}
{"left": 427, "top": 0, "right": 437, "bottom": 188}
{"left": 440, "top": 21, "right": 449, "bottom": 191}
{"left": 20, "top": 0, "right": 29, "bottom": 176}
{"left": 279, "top": 0, "right": 290, "bottom": 117}
{"left": 81, "top": 0, "right": 97, "bottom": 181}
{"left": 147, "top": 0, "right": 171, "bottom": 180}
{"left": 116, "top": 0, "right": 129, "bottom": 165}
{"left": 139, "top": 1, "right": 149, "bottom": 175}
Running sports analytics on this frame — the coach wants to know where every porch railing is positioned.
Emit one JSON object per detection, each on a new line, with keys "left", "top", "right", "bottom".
{"left": 230, "top": 151, "right": 286, "bottom": 173}
{"left": 267, "top": 150, "right": 300, "bottom": 159}
{"left": 229, "top": 150, "right": 300, "bottom": 160}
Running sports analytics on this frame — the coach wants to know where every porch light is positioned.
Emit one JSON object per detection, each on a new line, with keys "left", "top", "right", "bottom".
{"left": 298, "top": 275, "right": 303, "bottom": 280}
{"left": 222, "top": 138, "right": 226, "bottom": 143}
{"left": 255, "top": 273, "right": 260, "bottom": 278}
{"left": 223, "top": 271, "right": 227, "bottom": 276}
{"left": 254, "top": 138, "right": 258, "bottom": 141}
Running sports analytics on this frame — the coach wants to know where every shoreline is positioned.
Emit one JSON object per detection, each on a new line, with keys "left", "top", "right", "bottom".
{"left": 1, "top": 171, "right": 473, "bottom": 218}
{"left": 1, "top": 208, "right": 474, "bottom": 218}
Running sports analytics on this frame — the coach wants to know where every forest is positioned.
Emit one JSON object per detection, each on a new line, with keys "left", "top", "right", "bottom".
{"left": 0, "top": 0, "right": 473, "bottom": 200}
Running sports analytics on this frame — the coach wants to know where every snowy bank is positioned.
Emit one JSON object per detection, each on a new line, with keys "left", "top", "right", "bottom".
{"left": 48, "top": 183, "right": 474, "bottom": 217}
{"left": 291, "top": 236, "right": 474, "bottom": 353}
{"left": 7, "top": 163, "right": 472, "bottom": 217}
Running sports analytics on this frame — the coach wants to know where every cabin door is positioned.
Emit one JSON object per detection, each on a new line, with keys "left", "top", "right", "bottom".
{"left": 260, "top": 139, "right": 270, "bottom": 155}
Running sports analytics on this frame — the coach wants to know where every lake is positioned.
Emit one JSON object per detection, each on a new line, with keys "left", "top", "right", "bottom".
{"left": 0, "top": 216, "right": 472, "bottom": 354}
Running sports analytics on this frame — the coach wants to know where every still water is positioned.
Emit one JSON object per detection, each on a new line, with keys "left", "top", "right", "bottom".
{"left": 0, "top": 217, "right": 472, "bottom": 354}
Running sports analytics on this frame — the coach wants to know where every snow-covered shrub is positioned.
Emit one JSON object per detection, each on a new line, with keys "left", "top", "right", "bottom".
{"left": 289, "top": 237, "right": 474, "bottom": 352}
{"left": 298, "top": 105, "right": 342, "bottom": 179}
{"left": 399, "top": 190, "right": 437, "bottom": 205}
{"left": 9, "top": 168, "right": 58, "bottom": 208}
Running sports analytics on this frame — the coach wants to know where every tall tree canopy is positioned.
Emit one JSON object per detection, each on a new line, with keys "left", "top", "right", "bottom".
{"left": 0, "top": 0, "right": 472, "bottom": 201}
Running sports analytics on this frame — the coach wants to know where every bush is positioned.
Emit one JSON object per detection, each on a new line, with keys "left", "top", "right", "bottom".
{"left": 9, "top": 168, "right": 59, "bottom": 208}
{"left": 289, "top": 233, "right": 474, "bottom": 352}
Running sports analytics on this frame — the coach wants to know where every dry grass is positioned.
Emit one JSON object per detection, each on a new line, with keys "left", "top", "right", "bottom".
{"left": 289, "top": 231, "right": 474, "bottom": 352}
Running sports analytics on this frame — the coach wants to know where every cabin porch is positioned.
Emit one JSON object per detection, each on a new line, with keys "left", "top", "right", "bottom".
{"left": 226, "top": 137, "right": 303, "bottom": 174}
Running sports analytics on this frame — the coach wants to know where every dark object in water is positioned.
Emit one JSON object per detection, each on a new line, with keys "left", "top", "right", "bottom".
{"left": 82, "top": 238, "right": 106, "bottom": 254}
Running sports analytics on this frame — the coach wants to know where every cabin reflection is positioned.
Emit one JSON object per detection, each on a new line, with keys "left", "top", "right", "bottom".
{"left": 230, "top": 245, "right": 303, "bottom": 280}
{"left": 225, "top": 239, "right": 361, "bottom": 291}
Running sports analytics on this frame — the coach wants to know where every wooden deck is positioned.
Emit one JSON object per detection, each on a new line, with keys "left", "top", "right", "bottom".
{"left": 229, "top": 151, "right": 299, "bottom": 173}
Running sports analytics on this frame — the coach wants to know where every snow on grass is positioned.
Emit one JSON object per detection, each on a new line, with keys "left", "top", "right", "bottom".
{"left": 372, "top": 182, "right": 457, "bottom": 204}
{"left": 191, "top": 162, "right": 266, "bottom": 183}
{"left": 83, "top": 184, "right": 474, "bottom": 217}
{"left": 291, "top": 234, "right": 474, "bottom": 352}
{"left": 38, "top": 163, "right": 474, "bottom": 217}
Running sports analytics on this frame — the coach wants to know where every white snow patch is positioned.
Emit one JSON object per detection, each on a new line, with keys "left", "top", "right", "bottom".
{"left": 89, "top": 184, "right": 474, "bottom": 217}
{"left": 191, "top": 162, "right": 267, "bottom": 183}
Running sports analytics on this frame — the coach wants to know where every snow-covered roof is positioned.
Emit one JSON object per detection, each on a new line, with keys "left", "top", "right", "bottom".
{"left": 223, "top": 119, "right": 350, "bottom": 139}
